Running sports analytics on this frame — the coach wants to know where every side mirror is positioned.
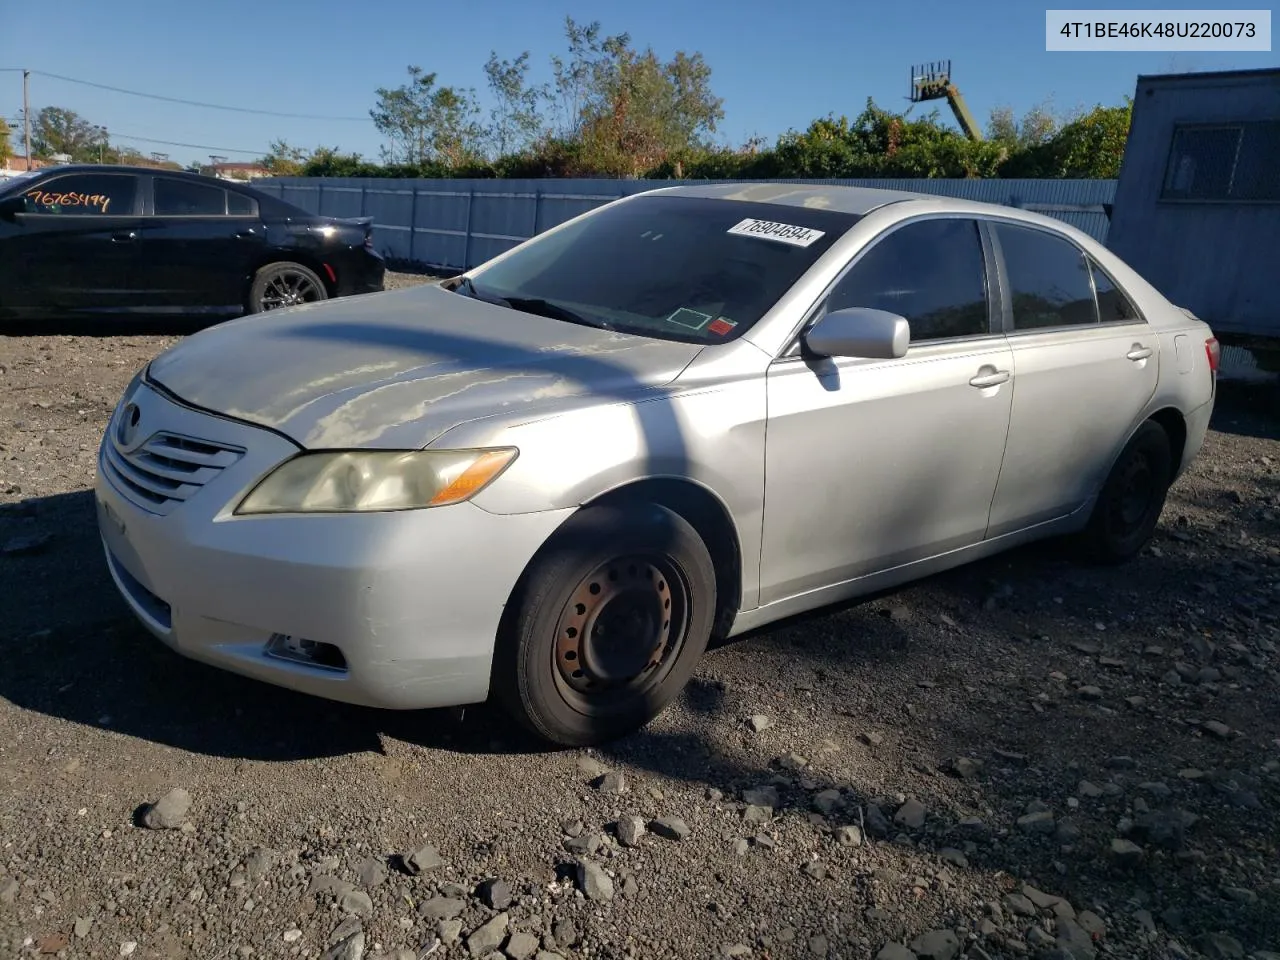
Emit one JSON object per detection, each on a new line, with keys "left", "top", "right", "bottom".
{"left": 0, "top": 195, "right": 24, "bottom": 222}
{"left": 803, "top": 307, "right": 910, "bottom": 360}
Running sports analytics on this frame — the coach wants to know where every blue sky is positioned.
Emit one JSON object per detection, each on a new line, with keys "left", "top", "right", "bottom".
{"left": 1, "top": 0, "right": 1275, "bottom": 167}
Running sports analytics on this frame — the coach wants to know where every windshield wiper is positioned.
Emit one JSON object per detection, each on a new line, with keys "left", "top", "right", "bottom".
{"left": 453, "top": 275, "right": 511, "bottom": 306}
{"left": 502, "top": 297, "right": 613, "bottom": 331}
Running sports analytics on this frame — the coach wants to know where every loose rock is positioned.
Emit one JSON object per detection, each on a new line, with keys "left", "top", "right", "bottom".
{"left": 404, "top": 845, "right": 443, "bottom": 875}
{"left": 505, "top": 931, "right": 539, "bottom": 960}
{"left": 476, "top": 877, "right": 512, "bottom": 910}
{"left": 909, "top": 929, "right": 960, "bottom": 960}
{"left": 593, "top": 771, "right": 627, "bottom": 794}
{"left": 140, "top": 787, "right": 191, "bottom": 829}
{"left": 617, "top": 816, "right": 646, "bottom": 847}
{"left": 466, "top": 914, "right": 509, "bottom": 958}
{"left": 836, "top": 825, "right": 863, "bottom": 847}
{"left": 576, "top": 860, "right": 614, "bottom": 902}
{"left": 420, "top": 898, "right": 465, "bottom": 922}
{"left": 650, "top": 817, "right": 690, "bottom": 841}
{"left": 894, "top": 799, "right": 926, "bottom": 829}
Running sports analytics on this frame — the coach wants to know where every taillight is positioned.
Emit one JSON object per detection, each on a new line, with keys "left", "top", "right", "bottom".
{"left": 1205, "top": 337, "right": 1220, "bottom": 375}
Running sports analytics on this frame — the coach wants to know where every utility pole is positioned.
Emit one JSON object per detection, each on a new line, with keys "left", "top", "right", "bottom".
{"left": 23, "top": 69, "right": 32, "bottom": 170}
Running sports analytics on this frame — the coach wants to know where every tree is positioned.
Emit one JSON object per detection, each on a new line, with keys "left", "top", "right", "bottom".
{"left": 987, "top": 101, "right": 1059, "bottom": 150}
{"left": 0, "top": 121, "right": 11, "bottom": 163}
{"left": 542, "top": 17, "right": 725, "bottom": 176}
{"left": 260, "top": 140, "right": 310, "bottom": 176}
{"left": 484, "top": 51, "right": 545, "bottom": 158}
{"left": 370, "top": 66, "right": 485, "bottom": 168}
{"left": 32, "top": 106, "right": 108, "bottom": 161}
{"left": 998, "top": 99, "right": 1132, "bottom": 178}
{"left": 768, "top": 100, "right": 1005, "bottom": 179}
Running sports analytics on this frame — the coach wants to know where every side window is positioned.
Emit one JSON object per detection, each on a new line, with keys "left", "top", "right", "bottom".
{"left": 226, "top": 191, "right": 258, "bottom": 216}
{"left": 154, "top": 178, "right": 227, "bottom": 216}
{"left": 993, "top": 223, "right": 1098, "bottom": 330}
{"left": 21, "top": 174, "right": 138, "bottom": 216}
{"left": 825, "top": 218, "right": 989, "bottom": 342}
{"left": 1089, "top": 260, "right": 1142, "bottom": 324}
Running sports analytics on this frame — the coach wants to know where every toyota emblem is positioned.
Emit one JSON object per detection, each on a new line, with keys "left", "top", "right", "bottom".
{"left": 117, "top": 403, "right": 141, "bottom": 447}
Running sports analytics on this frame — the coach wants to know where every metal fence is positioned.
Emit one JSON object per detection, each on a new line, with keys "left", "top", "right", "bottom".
{"left": 251, "top": 176, "right": 1119, "bottom": 272}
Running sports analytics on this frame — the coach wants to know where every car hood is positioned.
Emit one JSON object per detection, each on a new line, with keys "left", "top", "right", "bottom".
{"left": 146, "top": 282, "right": 705, "bottom": 450}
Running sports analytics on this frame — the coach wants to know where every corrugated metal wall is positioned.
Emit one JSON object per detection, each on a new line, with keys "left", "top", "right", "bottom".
{"left": 253, "top": 176, "right": 1117, "bottom": 272}
{"left": 1107, "top": 70, "right": 1280, "bottom": 338}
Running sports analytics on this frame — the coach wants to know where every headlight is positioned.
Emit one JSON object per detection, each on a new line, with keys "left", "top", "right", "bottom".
{"left": 234, "top": 447, "right": 517, "bottom": 515}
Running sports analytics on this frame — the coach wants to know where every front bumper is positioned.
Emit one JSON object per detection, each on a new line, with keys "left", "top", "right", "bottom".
{"left": 95, "top": 378, "right": 572, "bottom": 710}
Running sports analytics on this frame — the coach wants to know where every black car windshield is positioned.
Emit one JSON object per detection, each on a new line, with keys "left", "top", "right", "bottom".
{"left": 462, "top": 194, "right": 860, "bottom": 344}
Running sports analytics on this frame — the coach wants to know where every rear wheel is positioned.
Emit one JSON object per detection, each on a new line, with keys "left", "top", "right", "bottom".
{"left": 1078, "top": 420, "right": 1173, "bottom": 564}
{"left": 494, "top": 503, "right": 716, "bottom": 747}
{"left": 248, "top": 262, "right": 328, "bottom": 314}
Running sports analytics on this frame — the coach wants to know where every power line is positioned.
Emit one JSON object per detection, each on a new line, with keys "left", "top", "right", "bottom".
{"left": 12, "top": 68, "right": 374, "bottom": 122}
{"left": 2, "top": 116, "right": 266, "bottom": 156}
{"left": 109, "top": 132, "right": 266, "bottom": 155}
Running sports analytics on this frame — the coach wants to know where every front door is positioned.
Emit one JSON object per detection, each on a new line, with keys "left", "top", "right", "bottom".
{"left": 137, "top": 176, "right": 265, "bottom": 312}
{"left": 983, "top": 220, "right": 1161, "bottom": 537}
{"left": 3, "top": 171, "right": 144, "bottom": 314}
{"left": 759, "top": 216, "right": 1015, "bottom": 605}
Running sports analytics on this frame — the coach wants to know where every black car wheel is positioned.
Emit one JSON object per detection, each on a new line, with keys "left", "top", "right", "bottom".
{"left": 1079, "top": 420, "right": 1173, "bottom": 564}
{"left": 495, "top": 502, "right": 717, "bottom": 747}
{"left": 248, "top": 262, "right": 328, "bottom": 314}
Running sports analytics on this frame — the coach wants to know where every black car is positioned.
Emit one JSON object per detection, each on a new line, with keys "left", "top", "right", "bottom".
{"left": 0, "top": 165, "right": 385, "bottom": 320}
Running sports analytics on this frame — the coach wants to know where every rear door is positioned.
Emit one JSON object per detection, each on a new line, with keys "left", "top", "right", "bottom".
{"left": 136, "top": 176, "right": 265, "bottom": 312}
{"left": 1, "top": 171, "right": 144, "bottom": 313}
{"left": 983, "top": 219, "right": 1160, "bottom": 537}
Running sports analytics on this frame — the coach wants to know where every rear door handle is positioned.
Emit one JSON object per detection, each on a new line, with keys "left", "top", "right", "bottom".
{"left": 111, "top": 231, "right": 137, "bottom": 243}
{"left": 969, "top": 369, "right": 1011, "bottom": 388}
{"left": 1127, "top": 345, "right": 1153, "bottom": 361}
{"left": 234, "top": 229, "right": 258, "bottom": 239}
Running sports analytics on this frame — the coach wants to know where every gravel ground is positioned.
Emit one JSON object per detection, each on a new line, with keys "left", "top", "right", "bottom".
{"left": 1, "top": 271, "right": 1279, "bottom": 960}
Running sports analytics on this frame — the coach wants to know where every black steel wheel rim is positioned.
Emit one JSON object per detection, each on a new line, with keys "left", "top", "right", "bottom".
{"left": 1107, "top": 449, "right": 1156, "bottom": 537}
{"left": 260, "top": 270, "right": 321, "bottom": 310}
{"left": 551, "top": 553, "right": 692, "bottom": 716}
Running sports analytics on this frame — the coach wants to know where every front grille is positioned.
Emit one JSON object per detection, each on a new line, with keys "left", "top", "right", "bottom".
{"left": 103, "top": 431, "right": 244, "bottom": 515}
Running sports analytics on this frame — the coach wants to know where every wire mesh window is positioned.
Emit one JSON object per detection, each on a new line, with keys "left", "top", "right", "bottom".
{"left": 1161, "top": 121, "right": 1280, "bottom": 202}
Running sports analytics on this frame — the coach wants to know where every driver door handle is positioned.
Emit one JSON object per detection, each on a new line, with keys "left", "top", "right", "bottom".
{"left": 1127, "top": 345, "right": 1153, "bottom": 361}
{"left": 111, "top": 231, "right": 137, "bottom": 243}
{"left": 969, "top": 369, "right": 1011, "bottom": 388}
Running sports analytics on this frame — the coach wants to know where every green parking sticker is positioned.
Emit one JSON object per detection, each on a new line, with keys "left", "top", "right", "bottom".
{"left": 666, "top": 307, "right": 713, "bottom": 330}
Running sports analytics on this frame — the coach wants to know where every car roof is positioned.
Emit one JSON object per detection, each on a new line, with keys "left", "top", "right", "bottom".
{"left": 22, "top": 163, "right": 255, "bottom": 188}
{"left": 639, "top": 181, "right": 934, "bottom": 216}
{"left": 638, "top": 181, "right": 1096, "bottom": 241}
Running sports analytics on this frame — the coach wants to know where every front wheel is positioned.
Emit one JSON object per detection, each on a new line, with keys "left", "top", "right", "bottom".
{"left": 494, "top": 503, "right": 717, "bottom": 747}
{"left": 1078, "top": 420, "right": 1173, "bottom": 564}
{"left": 247, "top": 262, "right": 328, "bottom": 314}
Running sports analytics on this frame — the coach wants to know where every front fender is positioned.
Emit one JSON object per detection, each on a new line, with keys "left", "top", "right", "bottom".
{"left": 432, "top": 382, "right": 768, "bottom": 606}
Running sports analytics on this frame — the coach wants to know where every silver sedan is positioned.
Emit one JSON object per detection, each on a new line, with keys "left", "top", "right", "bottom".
{"left": 95, "top": 182, "right": 1219, "bottom": 746}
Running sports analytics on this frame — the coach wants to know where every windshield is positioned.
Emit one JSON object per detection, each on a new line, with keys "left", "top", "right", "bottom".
{"left": 0, "top": 169, "right": 43, "bottom": 194}
{"left": 463, "top": 194, "right": 860, "bottom": 344}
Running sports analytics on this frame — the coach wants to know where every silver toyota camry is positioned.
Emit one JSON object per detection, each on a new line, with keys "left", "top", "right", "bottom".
{"left": 96, "top": 182, "right": 1219, "bottom": 746}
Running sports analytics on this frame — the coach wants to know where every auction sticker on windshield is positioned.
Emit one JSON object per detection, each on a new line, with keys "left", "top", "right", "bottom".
{"left": 727, "top": 218, "right": 826, "bottom": 247}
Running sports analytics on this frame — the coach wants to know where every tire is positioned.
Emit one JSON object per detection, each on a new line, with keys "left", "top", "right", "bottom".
{"left": 247, "top": 262, "right": 328, "bottom": 314}
{"left": 1078, "top": 420, "right": 1173, "bottom": 564}
{"left": 494, "top": 502, "right": 717, "bottom": 747}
